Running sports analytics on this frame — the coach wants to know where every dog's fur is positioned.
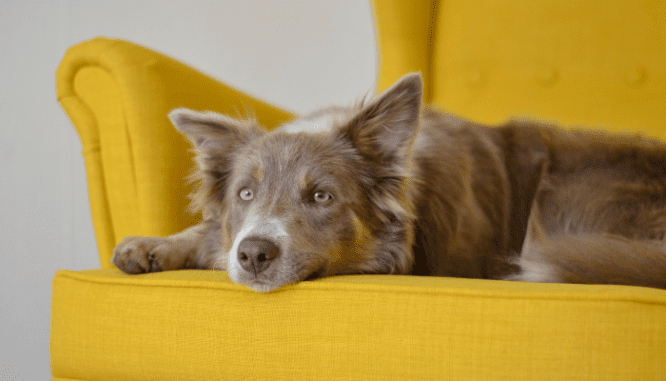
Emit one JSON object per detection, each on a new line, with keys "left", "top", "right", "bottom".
{"left": 113, "top": 73, "right": 666, "bottom": 292}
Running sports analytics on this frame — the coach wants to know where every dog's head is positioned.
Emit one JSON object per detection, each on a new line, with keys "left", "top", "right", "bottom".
{"left": 170, "top": 73, "right": 423, "bottom": 291}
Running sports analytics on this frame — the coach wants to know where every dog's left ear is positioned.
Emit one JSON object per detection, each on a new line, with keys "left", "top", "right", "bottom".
{"left": 342, "top": 73, "right": 422, "bottom": 166}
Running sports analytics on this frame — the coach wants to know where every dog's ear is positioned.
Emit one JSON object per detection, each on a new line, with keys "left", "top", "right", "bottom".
{"left": 169, "top": 108, "right": 262, "bottom": 210}
{"left": 169, "top": 108, "right": 260, "bottom": 153}
{"left": 342, "top": 73, "right": 422, "bottom": 166}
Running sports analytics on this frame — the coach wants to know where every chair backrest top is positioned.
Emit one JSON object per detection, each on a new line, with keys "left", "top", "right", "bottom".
{"left": 373, "top": 0, "right": 666, "bottom": 138}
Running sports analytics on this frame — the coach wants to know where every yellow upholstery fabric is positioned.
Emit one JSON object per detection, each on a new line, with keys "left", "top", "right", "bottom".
{"left": 52, "top": 270, "right": 666, "bottom": 380}
{"left": 53, "top": 1, "right": 666, "bottom": 379}
{"left": 374, "top": 0, "right": 666, "bottom": 137}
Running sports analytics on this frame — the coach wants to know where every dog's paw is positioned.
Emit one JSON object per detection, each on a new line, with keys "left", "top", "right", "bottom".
{"left": 112, "top": 236, "right": 177, "bottom": 274}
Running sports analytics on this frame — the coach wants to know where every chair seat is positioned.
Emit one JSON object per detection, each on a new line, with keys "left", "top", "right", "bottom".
{"left": 51, "top": 269, "right": 666, "bottom": 380}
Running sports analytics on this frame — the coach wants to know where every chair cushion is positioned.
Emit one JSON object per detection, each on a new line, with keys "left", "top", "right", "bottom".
{"left": 51, "top": 269, "right": 666, "bottom": 380}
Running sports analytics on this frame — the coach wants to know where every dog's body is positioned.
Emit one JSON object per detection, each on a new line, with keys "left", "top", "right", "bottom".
{"left": 113, "top": 73, "right": 666, "bottom": 291}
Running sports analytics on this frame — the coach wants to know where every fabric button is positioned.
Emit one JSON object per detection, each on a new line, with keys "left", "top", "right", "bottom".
{"left": 535, "top": 67, "right": 558, "bottom": 87}
{"left": 625, "top": 67, "right": 646, "bottom": 87}
{"left": 466, "top": 67, "right": 483, "bottom": 87}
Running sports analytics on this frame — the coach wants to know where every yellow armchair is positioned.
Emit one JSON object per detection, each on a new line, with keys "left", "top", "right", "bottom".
{"left": 52, "top": 1, "right": 666, "bottom": 380}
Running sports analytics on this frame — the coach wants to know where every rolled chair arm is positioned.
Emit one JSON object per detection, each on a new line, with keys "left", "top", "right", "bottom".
{"left": 56, "top": 37, "right": 295, "bottom": 268}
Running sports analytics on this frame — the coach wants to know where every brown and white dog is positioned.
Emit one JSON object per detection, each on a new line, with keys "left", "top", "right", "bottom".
{"left": 113, "top": 73, "right": 666, "bottom": 292}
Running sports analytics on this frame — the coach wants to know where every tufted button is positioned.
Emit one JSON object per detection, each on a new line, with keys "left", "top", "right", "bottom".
{"left": 534, "top": 67, "right": 558, "bottom": 87}
{"left": 625, "top": 67, "right": 646, "bottom": 87}
{"left": 465, "top": 66, "right": 483, "bottom": 87}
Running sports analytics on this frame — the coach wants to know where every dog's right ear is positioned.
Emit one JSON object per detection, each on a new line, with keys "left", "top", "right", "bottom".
{"left": 169, "top": 108, "right": 263, "bottom": 211}
{"left": 169, "top": 108, "right": 260, "bottom": 154}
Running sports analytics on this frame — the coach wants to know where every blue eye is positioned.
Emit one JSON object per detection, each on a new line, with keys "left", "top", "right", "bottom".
{"left": 239, "top": 188, "right": 254, "bottom": 201}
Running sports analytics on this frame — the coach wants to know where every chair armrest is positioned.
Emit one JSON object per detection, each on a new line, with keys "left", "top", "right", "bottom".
{"left": 56, "top": 37, "right": 295, "bottom": 268}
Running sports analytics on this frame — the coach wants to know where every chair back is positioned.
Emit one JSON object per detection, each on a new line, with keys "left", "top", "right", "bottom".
{"left": 373, "top": 0, "right": 666, "bottom": 137}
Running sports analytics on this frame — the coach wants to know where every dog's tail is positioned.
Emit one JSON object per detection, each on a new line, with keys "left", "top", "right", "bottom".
{"left": 507, "top": 233, "right": 666, "bottom": 289}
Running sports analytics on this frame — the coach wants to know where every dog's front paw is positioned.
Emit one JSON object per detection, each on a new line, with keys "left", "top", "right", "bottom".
{"left": 112, "top": 236, "right": 176, "bottom": 274}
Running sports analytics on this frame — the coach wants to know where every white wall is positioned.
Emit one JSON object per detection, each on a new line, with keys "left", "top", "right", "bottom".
{"left": 0, "top": 1, "right": 376, "bottom": 379}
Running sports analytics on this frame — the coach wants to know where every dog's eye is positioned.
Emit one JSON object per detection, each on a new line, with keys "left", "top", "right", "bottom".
{"left": 239, "top": 188, "right": 254, "bottom": 201}
{"left": 313, "top": 191, "right": 332, "bottom": 203}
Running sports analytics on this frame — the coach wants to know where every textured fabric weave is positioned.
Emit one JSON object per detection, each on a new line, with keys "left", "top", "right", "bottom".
{"left": 51, "top": 270, "right": 666, "bottom": 380}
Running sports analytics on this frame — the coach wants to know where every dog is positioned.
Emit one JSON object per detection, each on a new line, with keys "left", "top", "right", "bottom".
{"left": 112, "top": 73, "right": 666, "bottom": 292}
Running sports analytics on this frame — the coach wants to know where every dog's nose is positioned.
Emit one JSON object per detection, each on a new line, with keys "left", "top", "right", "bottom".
{"left": 237, "top": 238, "right": 280, "bottom": 274}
